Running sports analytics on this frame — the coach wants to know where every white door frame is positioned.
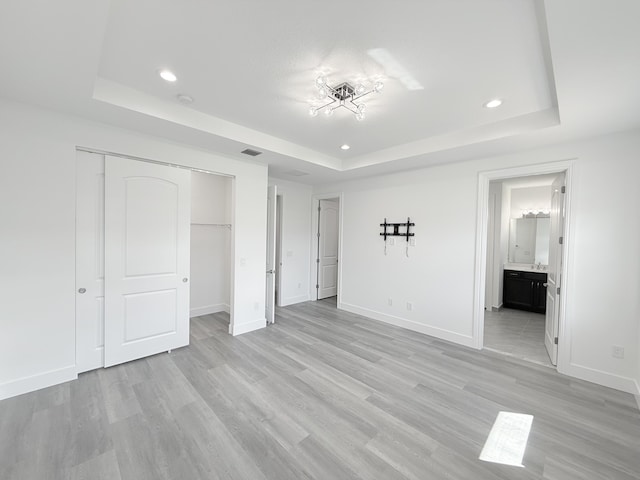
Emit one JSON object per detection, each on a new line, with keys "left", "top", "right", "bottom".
{"left": 473, "top": 159, "right": 576, "bottom": 374}
{"left": 310, "top": 192, "right": 343, "bottom": 303}
{"left": 275, "top": 194, "right": 284, "bottom": 307}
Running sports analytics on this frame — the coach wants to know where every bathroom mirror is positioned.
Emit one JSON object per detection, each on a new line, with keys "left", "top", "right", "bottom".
{"left": 508, "top": 217, "right": 550, "bottom": 264}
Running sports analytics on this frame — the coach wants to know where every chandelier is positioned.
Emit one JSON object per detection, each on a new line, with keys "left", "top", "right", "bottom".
{"left": 308, "top": 76, "right": 384, "bottom": 121}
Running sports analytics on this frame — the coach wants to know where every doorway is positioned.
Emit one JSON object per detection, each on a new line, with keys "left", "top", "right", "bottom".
{"left": 75, "top": 150, "right": 233, "bottom": 373}
{"left": 474, "top": 161, "right": 574, "bottom": 372}
{"left": 311, "top": 194, "right": 342, "bottom": 304}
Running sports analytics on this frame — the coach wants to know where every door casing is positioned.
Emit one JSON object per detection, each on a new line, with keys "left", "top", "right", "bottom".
{"left": 473, "top": 160, "right": 575, "bottom": 375}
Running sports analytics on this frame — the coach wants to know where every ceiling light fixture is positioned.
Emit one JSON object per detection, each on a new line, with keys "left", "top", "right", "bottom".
{"left": 484, "top": 98, "right": 502, "bottom": 108}
{"left": 309, "top": 76, "right": 383, "bottom": 121}
{"left": 340, "top": 144, "right": 350, "bottom": 150}
{"left": 159, "top": 69, "right": 177, "bottom": 82}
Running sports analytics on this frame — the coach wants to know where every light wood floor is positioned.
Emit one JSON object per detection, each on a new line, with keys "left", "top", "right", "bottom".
{"left": 1, "top": 300, "right": 639, "bottom": 479}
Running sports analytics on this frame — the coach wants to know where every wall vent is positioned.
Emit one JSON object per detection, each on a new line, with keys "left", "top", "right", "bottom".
{"left": 284, "top": 170, "right": 309, "bottom": 177}
{"left": 241, "top": 148, "right": 262, "bottom": 156}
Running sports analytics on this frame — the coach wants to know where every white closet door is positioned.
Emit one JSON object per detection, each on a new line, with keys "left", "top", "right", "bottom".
{"left": 75, "top": 151, "right": 106, "bottom": 372}
{"left": 104, "top": 156, "right": 191, "bottom": 367}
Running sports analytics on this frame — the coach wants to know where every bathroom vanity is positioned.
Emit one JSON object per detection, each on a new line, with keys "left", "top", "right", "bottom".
{"left": 503, "top": 268, "right": 547, "bottom": 313}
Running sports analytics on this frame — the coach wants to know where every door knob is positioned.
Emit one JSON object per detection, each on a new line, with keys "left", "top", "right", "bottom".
{"left": 543, "top": 283, "right": 548, "bottom": 287}
{"left": 182, "top": 278, "right": 188, "bottom": 283}
{"left": 78, "top": 288, "right": 86, "bottom": 294}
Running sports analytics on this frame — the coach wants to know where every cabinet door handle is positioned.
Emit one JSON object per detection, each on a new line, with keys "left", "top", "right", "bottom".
{"left": 531, "top": 281, "right": 534, "bottom": 289}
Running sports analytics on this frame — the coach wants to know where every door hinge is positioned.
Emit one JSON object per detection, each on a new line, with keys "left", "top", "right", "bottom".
{"left": 561, "top": 186, "right": 566, "bottom": 194}
{"left": 559, "top": 236, "right": 563, "bottom": 245}
{"left": 317, "top": 232, "right": 320, "bottom": 238}
{"left": 554, "top": 337, "right": 558, "bottom": 345}
{"left": 557, "top": 287, "right": 561, "bottom": 294}
{"left": 316, "top": 284, "right": 319, "bottom": 289}
{"left": 316, "top": 258, "right": 320, "bottom": 263}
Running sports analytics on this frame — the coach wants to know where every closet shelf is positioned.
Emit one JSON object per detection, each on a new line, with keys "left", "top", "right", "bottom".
{"left": 191, "top": 223, "right": 232, "bottom": 228}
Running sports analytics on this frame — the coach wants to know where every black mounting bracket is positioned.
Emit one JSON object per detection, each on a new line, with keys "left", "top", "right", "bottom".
{"left": 379, "top": 217, "right": 415, "bottom": 242}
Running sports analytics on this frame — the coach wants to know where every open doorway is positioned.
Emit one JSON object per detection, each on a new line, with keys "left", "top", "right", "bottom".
{"left": 475, "top": 162, "right": 573, "bottom": 371}
{"left": 311, "top": 194, "right": 342, "bottom": 306}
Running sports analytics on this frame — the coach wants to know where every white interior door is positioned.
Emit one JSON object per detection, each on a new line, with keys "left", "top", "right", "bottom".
{"left": 75, "top": 151, "right": 106, "bottom": 373}
{"left": 318, "top": 199, "right": 339, "bottom": 300}
{"left": 544, "top": 173, "right": 566, "bottom": 366}
{"left": 104, "top": 156, "right": 191, "bottom": 367}
{"left": 265, "top": 185, "right": 277, "bottom": 324}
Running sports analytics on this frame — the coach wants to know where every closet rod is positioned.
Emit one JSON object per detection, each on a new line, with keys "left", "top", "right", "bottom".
{"left": 191, "top": 223, "right": 232, "bottom": 228}
{"left": 76, "top": 146, "right": 233, "bottom": 178}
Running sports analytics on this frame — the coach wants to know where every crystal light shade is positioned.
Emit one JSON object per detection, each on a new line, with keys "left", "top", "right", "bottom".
{"left": 308, "top": 76, "right": 383, "bottom": 120}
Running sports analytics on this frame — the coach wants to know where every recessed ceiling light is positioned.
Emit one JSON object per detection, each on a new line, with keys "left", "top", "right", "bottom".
{"left": 484, "top": 99, "right": 503, "bottom": 108}
{"left": 340, "top": 144, "right": 350, "bottom": 150}
{"left": 159, "top": 69, "right": 177, "bottom": 82}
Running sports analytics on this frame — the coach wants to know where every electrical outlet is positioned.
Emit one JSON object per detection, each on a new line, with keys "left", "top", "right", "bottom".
{"left": 409, "top": 237, "right": 416, "bottom": 247}
{"left": 388, "top": 238, "right": 395, "bottom": 246}
{"left": 388, "top": 298, "right": 393, "bottom": 306}
{"left": 612, "top": 345, "right": 625, "bottom": 359}
{"left": 298, "top": 282, "right": 302, "bottom": 289}
{"left": 406, "top": 302, "right": 412, "bottom": 311}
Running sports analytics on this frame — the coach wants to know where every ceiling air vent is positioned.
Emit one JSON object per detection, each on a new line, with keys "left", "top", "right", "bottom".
{"left": 241, "top": 148, "right": 262, "bottom": 156}
{"left": 284, "top": 170, "right": 309, "bottom": 177}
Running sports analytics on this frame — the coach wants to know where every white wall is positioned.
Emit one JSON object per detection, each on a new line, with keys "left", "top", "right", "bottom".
{"left": 314, "top": 129, "right": 640, "bottom": 394}
{"left": 509, "top": 185, "right": 552, "bottom": 218}
{"left": 0, "top": 98, "right": 267, "bottom": 400}
{"left": 190, "top": 172, "right": 231, "bottom": 317}
{"left": 268, "top": 177, "right": 312, "bottom": 306}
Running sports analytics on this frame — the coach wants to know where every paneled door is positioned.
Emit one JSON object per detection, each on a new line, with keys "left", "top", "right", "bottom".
{"left": 265, "top": 185, "right": 277, "bottom": 324}
{"left": 317, "top": 199, "right": 339, "bottom": 300}
{"left": 75, "top": 151, "right": 106, "bottom": 372}
{"left": 104, "top": 156, "right": 191, "bottom": 367}
{"left": 544, "top": 173, "right": 566, "bottom": 366}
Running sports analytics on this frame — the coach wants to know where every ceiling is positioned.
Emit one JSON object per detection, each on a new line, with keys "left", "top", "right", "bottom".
{"left": 1, "top": 0, "right": 639, "bottom": 184}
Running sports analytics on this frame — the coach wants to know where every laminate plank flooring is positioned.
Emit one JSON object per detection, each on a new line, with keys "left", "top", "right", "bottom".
{"left": 1, "top": 300, "right": 639, "bottom": 479}
{"left": 484, "top": 308, "right": 552, "bottom": 367}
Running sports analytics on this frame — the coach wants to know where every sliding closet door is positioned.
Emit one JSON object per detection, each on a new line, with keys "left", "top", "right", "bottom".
{"left": 75, "top": 151, "right": 106, "bottom": 372}
{"left": 104, "top": 156, "right": 191, "bottom": 367}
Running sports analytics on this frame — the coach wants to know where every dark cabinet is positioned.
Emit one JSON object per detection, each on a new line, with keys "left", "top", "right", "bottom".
{"left": 503, "top": 270, "right": 547, "bottom": 313}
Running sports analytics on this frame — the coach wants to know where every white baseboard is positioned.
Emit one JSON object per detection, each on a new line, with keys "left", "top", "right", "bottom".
{"left": 231, "top": 318, "right": 265, "bottom": 336}
{"left": 561, "top": 362, "right": 640, "bottom": 395}
{"left": 339, "top": 302, "right": 475, "bottom": 348}
{"left": 0, "top": 365, "right": 77, "bottom": 401}
{"left": 190, "top": 303, "right": 229, "bottom": 318}
{"left": 279, "top": 294, "right": 310, "bottom": 307}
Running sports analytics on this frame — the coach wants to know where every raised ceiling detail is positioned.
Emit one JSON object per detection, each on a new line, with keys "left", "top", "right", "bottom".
{"left": 95, "top": 0, "right": 557, "bottom": 172}
{"left": 2, "top": 0, "right": 640, "bottom": 184}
